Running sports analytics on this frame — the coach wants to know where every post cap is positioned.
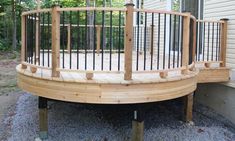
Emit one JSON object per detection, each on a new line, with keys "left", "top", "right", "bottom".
{"left": 125, "top": 0, "right": 135, "bottom": 6}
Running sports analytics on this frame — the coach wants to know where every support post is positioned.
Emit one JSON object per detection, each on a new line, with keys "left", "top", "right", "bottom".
{"left": 220, "top": 18, "right": 229, "bottom": 67}
{"left": 21, "top": 15, "right": 27, "bottom": 69}
{"left": 131, "top": 107, "right": 144, "bottom": 141}
{"left": 183, "top": 93, "right": 194, "bottom": 122}
{"left": 124, "top": 2, "right": 134, "bottom": 80}
{"left": 39, "top": 97, "right": 48, "bottom": 139}
{"left": 96, "top": 25, "right": 101, "bottom": 55}
{"left": 51, "top": 5, "right": 60, "bottom": 77}
{"left": 181, "top": 13, "right": 191, "bottom": 74}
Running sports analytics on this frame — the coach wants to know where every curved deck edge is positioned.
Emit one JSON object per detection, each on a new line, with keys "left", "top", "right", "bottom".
{"left": 17, "top": 67, "right": 198, "bottom": 104}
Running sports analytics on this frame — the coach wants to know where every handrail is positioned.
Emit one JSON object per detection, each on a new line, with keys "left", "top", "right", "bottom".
{"left": 58, "top": 7, "right": 127, "bottom": 12}
{"left": 22, "top": 9, "right": 51, "bottom": 16}
{"left": 134, "top": 8, "right": 188, "bottom": 17}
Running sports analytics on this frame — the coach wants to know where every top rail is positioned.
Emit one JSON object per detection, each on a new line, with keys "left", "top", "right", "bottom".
{"left": 58, "top": 7, "right": 127, "bottom": 12}
{"left": 22, "top": 9, "right": 51, "bottom": 16}
{"left": 134, "top": 8, "right": 189, "bottom": 16}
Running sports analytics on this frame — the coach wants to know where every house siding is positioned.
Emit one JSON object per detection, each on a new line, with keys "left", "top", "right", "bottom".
{"left": 204, "top": 0, "right": 235, "bottom": 79}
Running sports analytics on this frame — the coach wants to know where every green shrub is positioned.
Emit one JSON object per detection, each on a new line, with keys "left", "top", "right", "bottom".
{"left": 0, "top": 40, "right": 9, "bottom": 51}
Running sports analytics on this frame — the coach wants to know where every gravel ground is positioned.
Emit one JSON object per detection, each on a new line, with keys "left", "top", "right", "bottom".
{"left": 6, "top": 93, "right": 235, "bottom": 141}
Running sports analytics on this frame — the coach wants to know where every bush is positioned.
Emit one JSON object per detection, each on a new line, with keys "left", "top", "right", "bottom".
{"left": 0, "top": 40, "right": 10, "bottom": 51}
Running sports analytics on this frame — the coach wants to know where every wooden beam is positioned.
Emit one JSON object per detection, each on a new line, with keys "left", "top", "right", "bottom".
{"left": 181, "top": 13, "right": 191, "bottom": 75}
{"left": 220, "top": 19, "right": 229, "bottom": 67}
{"left": 51, "top": 5, "right": 61, "bottom": 77}
{"left": 124, "top": 3, "right": 134, "bottom": 80}
{"left": 183, "top": 93, "right": 193, "bottom": 122}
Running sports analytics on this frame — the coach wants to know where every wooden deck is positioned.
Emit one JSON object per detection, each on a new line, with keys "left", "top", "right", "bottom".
{"left": 17, "top": 57, "right": 198, "bottom": 104}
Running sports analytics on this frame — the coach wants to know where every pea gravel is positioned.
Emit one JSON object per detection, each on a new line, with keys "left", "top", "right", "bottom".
{"left": 6, "top": 93, "right": 235, "bottom": 141}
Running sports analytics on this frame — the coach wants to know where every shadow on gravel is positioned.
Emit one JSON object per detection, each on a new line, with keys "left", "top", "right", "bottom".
{"left": 7, "top": 94, "right": 235, "bottom": 141}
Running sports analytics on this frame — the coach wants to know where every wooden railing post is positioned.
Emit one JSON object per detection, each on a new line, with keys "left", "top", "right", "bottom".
{"left": 21, "top": 15, "right": 27, "bottom": 69}
{"left": 51, "top": 5, "right": 60, "bottom": 77}
{"left": 124, "top": 2, "right": 134, "bottom": 80}
{"left": 220, "top": 18, "right": 229, "bottom": 67}
{"left": 192, "top": 18, "right": 197, "bottom": 63}
{"left": 181, "top": 13, "right": 191, "bottom": 74}
{"left": 35, "top": 0, "right": 40, "bottom": 64}
{"left": 96, "top": 25, "right": 101, "bottom": 55}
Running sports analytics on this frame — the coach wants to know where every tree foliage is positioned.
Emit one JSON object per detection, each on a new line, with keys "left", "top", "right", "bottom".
{"left": 0, "top": 0, "right": 125, "bottom": 51}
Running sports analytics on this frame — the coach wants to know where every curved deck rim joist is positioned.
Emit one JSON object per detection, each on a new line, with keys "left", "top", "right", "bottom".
{"left": 17, "top": 64, "right": 198, "bottom": 104}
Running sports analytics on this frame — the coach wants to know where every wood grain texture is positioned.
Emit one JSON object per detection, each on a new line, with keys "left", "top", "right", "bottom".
{"left": 124, "top": 4, "right": 134, "bottom": 80}
{"left": 197, "top": 67, "right": 230, "bottom": 83}
{"left": 17, "top": 66, "right": 197, "bottom": 104}
{"left": 51, "top": 6, "right": 60, "bottom": 77}
{"left": 182, "top": 13, "right": 191, "bottom": 74}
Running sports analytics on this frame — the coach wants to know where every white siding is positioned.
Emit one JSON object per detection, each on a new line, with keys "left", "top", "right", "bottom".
{"left": 204, "top": 0, "right": 235, "bottom": 79}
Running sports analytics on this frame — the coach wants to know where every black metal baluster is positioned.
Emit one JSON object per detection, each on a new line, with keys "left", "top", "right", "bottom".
{"left": 47, "top": 12, "right": 50, "bottom": 67}
{"left": 168, "top": 14, "right": 172, "bottom": 69}
{"left": 196, "top": 22, "right": 198, "bottom": 61}
{"left": 157, "top": 13, "right": 160, "bottom": 70}
{"left": 34, "top": 14, "right": 36, "bottom": 65}
{"left": 109, "top": 11, "right": 113, "bottom": 71}
{"left": 203, "top": 22, "right": 205, "bottom": 61}
{"left": 173, "top": 15, "right": 176, "bottom": 68}
{"left": 31, "top": 14, "right": 34, "bottom": 64}
{"left": 218, "top": 23, "right": 221, "bottom": 61}
{"left": 26, "top": 15, "right": 29, "bottom": 63}
{"left": 25, "top": 15, "right": 27, "bottom": 62}
{"left": 118, "top": 11, "right": 121, "bottom": 71}
{"left": 216, "top": 23, "right": 219, "bottom": 61}
{"left": 62, "top": 11, "right": 65, "bottom": 69}
{"left": 144, "top": 12, "right": 147, "bottom": 70}
{"left": 207, "top": 22, "right": 210, "bottom": 61}
{"left": 198, "top": 22, "right": 202, "bottom": 61}
{"left": 85, "top": 11, "right": 88, "bottom": 70}
{"left": 38, "top": 13, "right": 41, "bottom": 66}
{"left": 42, "top": 13, "right": 45, "bottom": 66}
{"left": 180, "top": 16, "right": 184, "bottom": 67}
{"left": 93, "top": 10, "right": 96, "bottom": 70}
{"left": 101, "top": 10, "right": 105, "bottom": 70}
{"left": 163, "top": 14, "right": 166, "bottom": 69}
{"left": 136, "top": 11, "right": 140, "bottom": 71}
{"left": 77, "top": 11, "right": 80, "bottom": 69}
{"left": 177, "top": 15, "right": 181, "bottom": 67}
{"left": 212, "top": 22, "right": 214, "bottom": 61}
{"left": 69, "top": 11, "right": 72, "bottom": 69}
{"left": 150, "top": 13, "right": 154, "bottom": 70}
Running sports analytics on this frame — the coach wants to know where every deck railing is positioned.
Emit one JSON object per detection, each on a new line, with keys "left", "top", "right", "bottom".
{"left": 195, "top": 19, "right": 228, "bottom": 68}
{"left": 20, "top": 3, "right": 228, "bottom": 80}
